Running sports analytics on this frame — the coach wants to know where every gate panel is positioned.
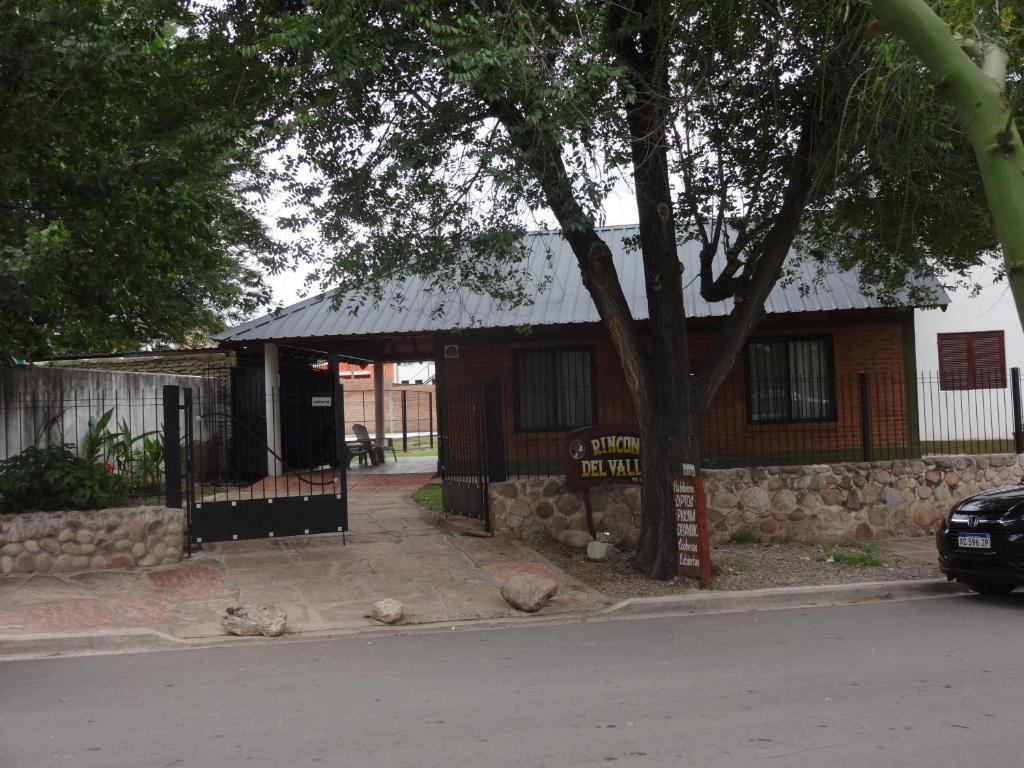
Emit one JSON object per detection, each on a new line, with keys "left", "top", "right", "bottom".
{"left": 439, "top": 379, "right": 503, "bottom": 529}
{"left": 166, "top": 381, "right": 348, "bottom": 546}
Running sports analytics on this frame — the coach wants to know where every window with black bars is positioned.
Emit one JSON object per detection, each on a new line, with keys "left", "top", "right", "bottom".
{"left": 746, "top": 336, "right": 835, "bottom": 423}
{"left": 514, "top": 348, "right": 595, "bottom": 431}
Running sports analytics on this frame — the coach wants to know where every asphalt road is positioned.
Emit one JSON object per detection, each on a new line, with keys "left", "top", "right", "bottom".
{"left": 2, "top": 593, "right": 1023, "bottom": 768}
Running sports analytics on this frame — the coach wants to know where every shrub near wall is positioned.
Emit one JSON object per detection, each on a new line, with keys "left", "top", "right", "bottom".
{"left": 489, "top": 454, "right": 1024, "bottom": 545}
{"left": 0, "top": 506, "right": 185, "bottom": 575}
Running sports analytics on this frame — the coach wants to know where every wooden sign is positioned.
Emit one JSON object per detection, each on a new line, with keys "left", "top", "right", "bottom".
{"left": 565, "top": 425, "right": 641, "bottom": 491}
{"left": 675, "top": 465, "right": 711, "bottom": 588}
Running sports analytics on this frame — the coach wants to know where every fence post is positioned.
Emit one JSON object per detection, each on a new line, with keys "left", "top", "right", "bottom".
{"left": 401, "top": 390, "right": 408, "bottom": 452}
{"left": 162, "top": 385, "right": 182, "bottom": 509}
{"left": 1012, "top": 367, "right": 1024, "bottom": 454}
{"left": 858, "top": 372, "right": 871, "bottom": 462}
{"left": 483, "top": 378, "right": 506, "bottom": 483}
{"left": 428, "top": 391, "right": 434, "bottom": 449}
{"left": 335, "top": 378, "right": 347, "bottom": 497}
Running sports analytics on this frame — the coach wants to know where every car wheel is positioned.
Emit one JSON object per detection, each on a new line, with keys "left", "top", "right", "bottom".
{"left": 966, "top": 581, "right": 1018, "bottom": 596}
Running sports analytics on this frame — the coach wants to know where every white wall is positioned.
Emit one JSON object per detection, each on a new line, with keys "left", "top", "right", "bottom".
{"left": 395, "top": 361, "right": 435, "bottom": 385}
{"left": 914, "top": 260, "right": 1024, "bottom": 444}
{"left": 0, "top": 366, "right": 221, "bottom": 463}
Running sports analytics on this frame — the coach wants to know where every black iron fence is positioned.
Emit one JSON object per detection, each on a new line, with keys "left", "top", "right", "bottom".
{"left": 0, "top": 393, "right": 179, "bottom": 510}
{"left": 702, "top": 369, "right": 1022, "bottom": 468}
{"left": 501, "top": 380, "right": 636, "bottom": 477}
{"left": 487, "top": 368, "right": 1024, "bottom": 479}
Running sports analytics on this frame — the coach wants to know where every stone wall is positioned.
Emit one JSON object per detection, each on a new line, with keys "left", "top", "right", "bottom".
{"left": 0, "top": 506, "right": 185, "bottom": 575}
{"left": 489, "top": 453, "right": 1024, "bottom": 545}
{"left": 704, "top": 454, "right": 1024, "bottom": 542}
{"left": 489, "top": 479, "right": 640, "bottom": 546}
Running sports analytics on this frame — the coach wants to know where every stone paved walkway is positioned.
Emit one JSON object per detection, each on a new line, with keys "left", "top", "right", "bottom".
{"left": 0, "top": 477, "right": 604, "bottom": 641}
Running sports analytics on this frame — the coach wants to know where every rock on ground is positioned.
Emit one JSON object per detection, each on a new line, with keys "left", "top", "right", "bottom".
{"left": 555, "top": 529, "right": 593, "bottom": 549}
{"left": 500, "top": 573, "right": 559, "bottom": 612}
{"left": 586, "top": 541, "right": 616, "bottom": 562}
{"left": 222, "top": 604, "right": 287, "bottom": 638}
{"left": 371, "top": 598, "right": 403, "bottom": 624}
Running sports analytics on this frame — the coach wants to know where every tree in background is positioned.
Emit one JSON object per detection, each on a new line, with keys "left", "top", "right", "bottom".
{"left": 212, "top": 0, "right": 1001, "bottom": 577}
{"left": 0, "top": 0, "right": 285, "bottom": 361}
{"left": 868, "top": 0, "right": 1024, "bottom": 321}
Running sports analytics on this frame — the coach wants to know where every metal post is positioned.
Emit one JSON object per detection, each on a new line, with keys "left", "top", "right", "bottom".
{"left": 182, "top": 387, "right": 194, "bottom": 557}
{"left": 334, "top": 376, "right": 348, "bottom": 494}
{"left": 428, "top": 391, "right": 434, "bottom": 449}
{"left": 483, "top": 378, "right": 506, "bottom": 483}
{"left": 373, "top": 361, "right": 386, "bottom": 446}
{"left": 433, "top": 337, "right": 447, "bottom": 482}
{"left": 263, "top": 342, "right": 283, "bottom": 476}
{"left": 1012, "top": 367, "right": 1024, "bottom": 454}
{"left": 329, "top": 354, "right": 342, "bottom": 467}
{"left": 401, "top": 390, "right": 408, "bottom": 452}
{"left": 162, "top": 385, "right": 182, "bottom": 509}
{"left": 858, "top": 372, "right": 871, "bottom": 462}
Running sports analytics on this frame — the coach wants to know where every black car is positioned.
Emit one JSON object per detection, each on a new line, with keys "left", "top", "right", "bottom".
{"left": 937, "top": 485, "right": 1024, "bottom": 595}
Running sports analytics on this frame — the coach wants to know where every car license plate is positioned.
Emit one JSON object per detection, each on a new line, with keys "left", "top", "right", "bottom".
{"left": 958, "top": 533, "right": 991, "bottom": 549}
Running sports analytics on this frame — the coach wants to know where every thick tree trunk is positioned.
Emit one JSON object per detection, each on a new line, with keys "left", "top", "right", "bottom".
{"left": 625, "top": 131, "right": 693, "bottom": 578}
{"left": 871, "top": 0, "right": 1024, "bottom": 328}
{"left": 608, "top": 0, "right": 694, "bottom": 580}
{"left": 486, "top": 87, "right": 691, "bottom": 576}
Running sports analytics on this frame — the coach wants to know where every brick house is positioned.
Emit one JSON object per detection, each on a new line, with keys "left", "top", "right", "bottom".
{"left": 213, "top": 224, "right": 948, "bottom": 478}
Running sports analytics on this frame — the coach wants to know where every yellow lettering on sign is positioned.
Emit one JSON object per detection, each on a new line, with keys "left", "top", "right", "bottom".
{"left": 590, "top": 435, "right": 641, "bottom": 457}
{"left": 606, "top": 459, "right": 642, "bottom": 477}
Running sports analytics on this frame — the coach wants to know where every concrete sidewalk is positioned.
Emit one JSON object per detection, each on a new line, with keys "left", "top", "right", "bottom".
{"left": 0, "top": 479, "right": 603, "bottom": 645}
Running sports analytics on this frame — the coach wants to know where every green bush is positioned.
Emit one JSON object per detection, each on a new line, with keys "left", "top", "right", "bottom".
{"left": 0, "top": 445, "right": 127, "bottom": 513}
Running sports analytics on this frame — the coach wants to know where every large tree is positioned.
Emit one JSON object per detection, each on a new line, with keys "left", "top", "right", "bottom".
{"left": 212, "top": 0, "right": 999, "bottom": 577}
{"left": 0, "top": 0, "right": 284, "bottom": 361}
{"left": 869, "top": 0, "right": 1024, "bottom": 320}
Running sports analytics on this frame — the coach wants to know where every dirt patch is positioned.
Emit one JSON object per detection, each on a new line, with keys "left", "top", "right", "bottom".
{"left": 527, "top": 537, "right": 941, "bottom": 600}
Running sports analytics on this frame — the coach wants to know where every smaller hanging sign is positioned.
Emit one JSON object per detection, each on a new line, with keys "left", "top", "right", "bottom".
{"left": 311, "top": 396, "right": 332, "bottom": 407}
{"left": 675, "top": 464, "right": 712, "bottom": 589}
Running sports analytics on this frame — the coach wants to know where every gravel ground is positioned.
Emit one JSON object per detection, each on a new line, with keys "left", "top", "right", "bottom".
{"left": 528, "top": 537, "right": 941, "bottom": 600}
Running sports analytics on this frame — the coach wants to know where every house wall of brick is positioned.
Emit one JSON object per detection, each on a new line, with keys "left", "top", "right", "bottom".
{"left": 697, "top": 317, "right": 910, "bottom": 463}
{"left": 441, "top": 313, "right": 913, "bottom": 468}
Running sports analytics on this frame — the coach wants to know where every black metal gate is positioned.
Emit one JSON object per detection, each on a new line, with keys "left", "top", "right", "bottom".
{"left": 163, "top": 382, "right": 348, "bottom": 546}
{"left": 438, "top": 378, "right": 504, "bottom": 530}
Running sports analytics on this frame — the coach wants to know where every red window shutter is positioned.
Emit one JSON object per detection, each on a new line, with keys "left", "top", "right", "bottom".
{"left": 938, "top": 331, "right": 1006, "bottom": 390}
{"left": 971, "top": 331, "right": 1006, "bottom": 388}
{"left": 938, "top": 334, "right": 970, "bottom": 390}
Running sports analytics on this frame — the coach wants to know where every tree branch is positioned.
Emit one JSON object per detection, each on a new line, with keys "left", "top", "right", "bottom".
{"left": 692, "top": 97, "right": 833, "bottom": 411}
{"left": 485, "top": 97, "right": 652, "bottom": 406}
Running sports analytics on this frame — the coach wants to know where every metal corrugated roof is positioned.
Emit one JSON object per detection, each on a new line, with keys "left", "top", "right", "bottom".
{"left": 216, "top": 224, "right": 949, "bottom": 344}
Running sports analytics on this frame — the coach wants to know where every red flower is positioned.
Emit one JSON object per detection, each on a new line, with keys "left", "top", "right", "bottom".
{"left": 104, "top": 462, "right": 113, "bottom": 473}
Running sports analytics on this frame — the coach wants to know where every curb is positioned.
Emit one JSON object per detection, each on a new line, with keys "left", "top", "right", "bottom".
{"left": 0, "top": 628, "right": 189, "bottom": 660}
{"left": 1, "top": 579, "right": 969, "bottom": 662}
{"left": 602, "top": 578, "right": 969, "bottom": 619}
{"left": 0, "top": 611, "right": 592, "bottom": 662}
